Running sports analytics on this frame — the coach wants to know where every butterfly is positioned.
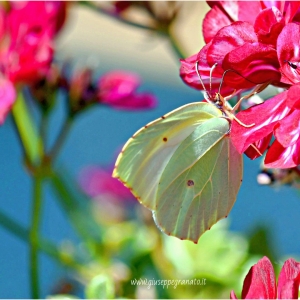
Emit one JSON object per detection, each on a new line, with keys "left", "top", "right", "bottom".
{"left": 113, "top": 62, "right": 265, "bottom": 243}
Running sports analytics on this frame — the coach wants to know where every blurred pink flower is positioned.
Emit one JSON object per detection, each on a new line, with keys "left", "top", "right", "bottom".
{"left": 0, "top": 1, "right": 67, "bottom": 124}
{"left": 79, "top": 166, "right": 135, "bottom": 202}
{"left": 98, "top": 70, "right": 157, "bottom": 110}
{"left": 0, "top": 78, "right": 16, "bottom": 124}
{"left": 231, "top": 256, "right": 300, "bottom": 299}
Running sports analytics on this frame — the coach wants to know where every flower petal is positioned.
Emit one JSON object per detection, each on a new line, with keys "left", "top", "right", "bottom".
{"left": 277, "top": 23, "right": 300, "bottom": 84}
{"left": 286, "top": 84, "right": 300, "bottom": 109}
{"left": 103, "top": 93, "right": 156, "bottom": 110}
{"left": 207, "top": 21, "right": 257, "bottom": 71}
{"left": 179, "top": 46, "right": 236, "bottom": 95}
{"left": 223, "top": 42, "right": 281, "bottom": 89}
{"left": 265, "top": 138, "right": 300, "bottom": 168}
{"left": 277, "top": 258, "right": 300, "bottom": 299}
{"left": 79, "top": 166, "right": 133, "bottom": 200}
{"left": 241, "top": 256, "right": 276, "bottom": 299}
{"left": 274, "top": 109, "right": 300, "bottom": 147}
{"left": 0, "top": 78, "right": 16, "bottom": 125}
{"left": 244, "top": 133, "right": 273, "bottom": 160}
{"left": 98, "top": 70, "right": 141, "bottom": 101}
{"left": 230, "top": 290, "right": 238, "bottom": 299}
{"left": 203, "top": 4, "right": 232, "bottom": 44}
{"left": 231, "top": 91, "right": 291, "bottom": 154}
{"left": 254, "top": 7, "right": 284, "bottom": 47}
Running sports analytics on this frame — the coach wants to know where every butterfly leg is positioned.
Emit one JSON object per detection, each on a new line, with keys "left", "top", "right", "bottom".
{"left": 232, "top": 82, "right": 270, "bottom": 112}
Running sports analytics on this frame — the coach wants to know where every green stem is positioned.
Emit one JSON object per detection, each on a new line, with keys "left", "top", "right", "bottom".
{"left": 49, "top": 118, "right": 72, "bottom": 162}
{"left": 29, "top": 175, "right": 43, "bottom": 298}
{"left": 40, "top": 113, "right": 49, "bottom": 151}
{"left": 80, "top": 1, "right": 157, "bottom": 31}
{"left": 11, "top": 92, "right": 43, "bottom": 165}
{"left": 167, "top": 26, "right": 186, "bottom": 60}
{"left": 50, "top": 170, "right": 103, "bottom": 247}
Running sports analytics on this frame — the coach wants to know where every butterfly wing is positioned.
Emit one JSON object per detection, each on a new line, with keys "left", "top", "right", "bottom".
{"left": 113, "top": 102, "right": 222, "bottom": 210}
{"left": 154, "top": 117, "right": 243, "bottom": 242}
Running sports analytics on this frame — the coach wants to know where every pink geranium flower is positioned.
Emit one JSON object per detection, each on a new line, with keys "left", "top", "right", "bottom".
{"left": 98, "top": 70, "right": 157, "bottom": 110}
{"left": 0, "top": 1, "right": 67, "bottom": 124}
{"left": 180, "top": 1, "right": 300, "bottom": 168}
{"left": 231, "top": 23, "right": 300, "bottom": 167}
{"left": 231, "top": 256, "right": 300, "bottom": 299}
{"left": 79, "top": 165, "right": 134, "bottom": 202}
{"left": 180, "top": 1, "right": 300, "bottom": 94}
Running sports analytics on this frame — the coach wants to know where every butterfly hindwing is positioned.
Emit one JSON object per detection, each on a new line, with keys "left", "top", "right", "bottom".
{"left": 153, "top": 117, "right": 243, "bottom": 242}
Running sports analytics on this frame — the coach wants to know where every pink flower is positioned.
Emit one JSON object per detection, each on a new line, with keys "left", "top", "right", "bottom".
{"left": 231, "top": 22, "right": 300, "bottom": 167}
{"left": 180, "top": 1, "right": 300, "bottom": 94}
{"left": 0, "top": 78, "right": 16, "bottom": 124}
{"left": 79, "top": 166, "right": 135, "bottom": 202}
{"left": 231, "top": 85, "right": 300, "bottom": 168}
{"left": 98, "top": 71, "right": 157, "bottom": 110}
{"left": 0, "top": 1, "right": 67, "bottom": 123}
{"left": 231, "top": 256, "right": 300, "bottom": 299}
{"left": 180, "top": 1, "right": 300, "bottom": 168}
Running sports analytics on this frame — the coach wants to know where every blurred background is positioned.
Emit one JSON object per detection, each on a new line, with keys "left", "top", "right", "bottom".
{"left": 1, "top": 2, "right": 300, "bottom": 298}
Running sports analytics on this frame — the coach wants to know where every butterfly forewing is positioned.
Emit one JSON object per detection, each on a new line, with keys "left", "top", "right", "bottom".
{"left": 113, "top": 102, "right": 222, "bottom": 210}
{"left": 153, "top": 117, "right": 243, "bottom": 242}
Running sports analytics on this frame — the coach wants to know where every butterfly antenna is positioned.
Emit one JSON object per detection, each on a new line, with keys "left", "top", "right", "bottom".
{"left": 209, "top": 63, "right": 218, "bottom": 95}
{"left": 195, "top": 61, "right": 207, "bottom": 92}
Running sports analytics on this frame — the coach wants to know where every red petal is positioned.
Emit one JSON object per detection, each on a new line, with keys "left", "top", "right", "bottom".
{"left": 204, "top": 0, "right": 262, "bottom": 44}
{"left": 207, "top": 21, "right": 257, "bottom": 73}
{"left": 254, "top": 7, "right": 284, "bottom": 46}
{"left": 274, "top": 109, "right": 300, "bottom": 147}
{"left": 179, "top": 46, "right": 236, "bottom": 95}
{"left": 277, "top": 23, "right": 300, "bottom": 84}
{"left": 180, "top": 52, "right": 208, "bottom": 90}
{"left": 0, "top": 78, "right": 16, "bottom": 125}
{"left": 242, "top": 256, "right": 276, "bottom": 299}
{"left": 203, "top": 5, "right": 232, "bottom": 44}
{"left": 230, "top": 290, "right": 238, "bottom": 299}
{"left": 244, "top": 132, "right": 273, "bottom": 159}
{"left": 231, "top": 91, "right": 291, "bottom": 153}
{"left": 286, "top": 84, "right": 300, "bottom": 109}
{"left": 265, "top": 138, "right": 300, "bottom": 168}
{"left": 283, "top": 1, "right": 300, "bottom": 22}
{"left": 223, "top": 42, "right": 281, "bottom": 89}
{"left": 277, "top": 258, "right": 300, "bottom": 299}
{"left": 237, "top": 2, "right": 262, "bottom": 23}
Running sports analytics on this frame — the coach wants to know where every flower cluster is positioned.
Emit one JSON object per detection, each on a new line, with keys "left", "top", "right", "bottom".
{"left": 60, "top": 68, "right": 157, "bottom": 116}
{"left": 0, "top": 1, "right": 67, "bottom": 124}
{"left": 180, "top": 1, "right": 300, "bottom": 168}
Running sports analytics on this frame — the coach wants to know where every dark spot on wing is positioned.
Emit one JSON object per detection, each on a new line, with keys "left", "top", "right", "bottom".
{"left": 161, "top": 115, "right": 166, "bottom": 119}
{"left": 163, "top": 137, "right": 168, "bottom": 142}
{"left": 187, "top": 180, "right": 194, "bottom": 186}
